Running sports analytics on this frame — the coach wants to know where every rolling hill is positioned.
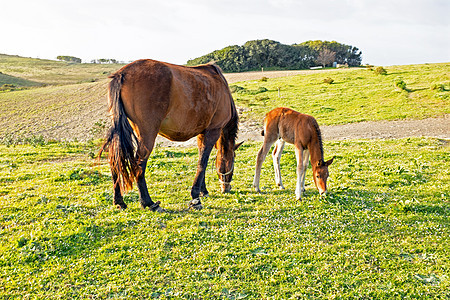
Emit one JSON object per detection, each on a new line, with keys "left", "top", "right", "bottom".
{"left": 0, "top": 54, "right": 448, "bottom": 142}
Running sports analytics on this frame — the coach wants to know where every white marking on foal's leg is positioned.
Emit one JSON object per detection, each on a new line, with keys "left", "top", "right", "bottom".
{"left": 253, "top": 138, "right": 276, "bottom": 192}
{"left": 294, "top": 146, "right": 304, "bottom": 200}
{"left": 301, "top": 149, "right": 310, "bottom": 193}
{"left": 272, "top": 139, "right": 285, "bottom": 189}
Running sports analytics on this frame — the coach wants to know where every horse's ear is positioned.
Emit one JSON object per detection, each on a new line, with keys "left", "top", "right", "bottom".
{"left": 234, "top": 141, "right": 244, "bottom": 151}
{"left": 325, "top": 157, "right": 335, "bottom": 166}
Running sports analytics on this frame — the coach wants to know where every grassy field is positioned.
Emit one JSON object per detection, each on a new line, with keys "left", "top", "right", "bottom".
{"left": 0, "top": 55, "right": 449, "bottom": 298}
{"left": 0, "top": 138, "right": 448, "bottom": 299}
{"left": 232, "top": 63, "right": 450, "bottom": 125}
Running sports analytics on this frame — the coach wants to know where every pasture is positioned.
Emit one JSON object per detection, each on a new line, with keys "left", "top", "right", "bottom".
{"left": 0, "top": 138, "right": 448, "bottom": 298}
{"left": 232, "top": 63, "right": 449, "bottom": 125}
{"left": 0, "top": 56, "right": 449, "bottom": 298}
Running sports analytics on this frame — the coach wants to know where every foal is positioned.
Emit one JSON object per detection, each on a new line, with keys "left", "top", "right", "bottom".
{"left": 253, "top": 107, "right": 334, "bottom": 200}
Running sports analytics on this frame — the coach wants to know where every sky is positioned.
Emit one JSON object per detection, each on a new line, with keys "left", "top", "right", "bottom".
{"left": 1, "top": 0, "right": 449, "bottom": 66}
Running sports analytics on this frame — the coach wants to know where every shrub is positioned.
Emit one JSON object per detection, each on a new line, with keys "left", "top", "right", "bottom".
{"left": 395, "top": 79, "right": 407, "bottom": 91}
{"left": 1, "top": 84, "right": 16, "bottom": 91}
{"left": 260, "top": 77, "right": 268, "bottom": 82}
{"left": 374, "top": 66, "right": 387, "bottom": 75}
{"left": 323, "top": 77, "right": 334, "bottom": 84}
{"left": 430, "top": 83, "right": 445, "bottom": 92}
{"left": 229, "top": 85, "right": 245, "bottom": 93}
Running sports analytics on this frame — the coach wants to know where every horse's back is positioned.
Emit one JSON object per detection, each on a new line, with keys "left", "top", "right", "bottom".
{"left": 117, "top": 59, "right": 233, "bottom": 142}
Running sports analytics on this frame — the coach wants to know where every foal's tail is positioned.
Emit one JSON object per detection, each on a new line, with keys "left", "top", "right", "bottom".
{"left": 98, "top": 73, "right": 141, "bottom": 194}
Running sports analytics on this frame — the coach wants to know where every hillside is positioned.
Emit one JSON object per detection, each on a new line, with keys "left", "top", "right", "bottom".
{"left": 0, "top": 55, "right": 448, "bottom": 142}
{"left": 0, "top": 72, "right": 43, "bottom": 89}
{"left": 0, "top": 54, "right": 124, "bottom": 86}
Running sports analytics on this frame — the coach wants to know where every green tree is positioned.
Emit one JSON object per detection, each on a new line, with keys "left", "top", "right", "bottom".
{"left": 186, "top": 39, "right": 362, "bottom": 72}
{"left": 56, "top": 56, "right": 82, "bottom": 63}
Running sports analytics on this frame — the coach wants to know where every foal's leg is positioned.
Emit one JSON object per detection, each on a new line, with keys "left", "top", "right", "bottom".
{"left": 294, "top": 145, "right": 305, "bottom": 200}
{"left": 253, "top": 134, "right": 278, "bottom": 192}
{"left": 272, "top": 139, "right": 285, "bottom": 189}
{"left": 190, "top": 129, "right": 221, "bottom": 209}
{"left": 300, "top": 149, "right": 310, "bottom": 193}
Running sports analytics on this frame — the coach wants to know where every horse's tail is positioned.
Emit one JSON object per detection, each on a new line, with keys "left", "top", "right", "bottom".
{"left": 98, "top": 72, "right": 141, "bottom": 194}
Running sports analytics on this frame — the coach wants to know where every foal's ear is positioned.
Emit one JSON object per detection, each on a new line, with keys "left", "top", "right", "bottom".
{"left": 325, "top": 157, "right": 335, "bottom": 166}
{"left": 234, "top": 141, "right": 244, "bottom": 151}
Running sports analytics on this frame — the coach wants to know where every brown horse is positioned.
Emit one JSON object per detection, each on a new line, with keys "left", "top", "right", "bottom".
{"left": 253, "top": 107, "right": 333, "bottom": 200}
{"left": 99, "top": 59, "right": 242, "bottom": 211}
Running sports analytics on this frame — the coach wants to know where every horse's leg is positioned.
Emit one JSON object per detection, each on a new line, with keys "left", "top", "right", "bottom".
{"left": 272, "top": 139, "right": 285, "bottom": 189}
{"left": 253, "top": 135, "right": 277, "bottom": 192}
{"left": 200, "top": 177, "right": 209, "bottom": 198}
{"left": 300, "top": 149, "right": 310, "bottom": 193}
{"left": 294, "top": 145, "right": 305, "bottom": 200}
{"left": 198, "top": 133, "right": 210, "bottom": 198}
{"left": 190, "top": 129, "right": 221, "bottom": 209}
{"left": 111, "top": 168, "right": 127, "bottom": 209}
{"left": 136, "top": 158, "right": 164, "bottom": 212}
{"left": 135, "top": 128, "right": 165, "bottom": 212}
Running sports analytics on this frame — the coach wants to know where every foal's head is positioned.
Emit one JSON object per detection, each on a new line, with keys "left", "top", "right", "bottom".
{"left": 312, "top": 157, "right": 334, "bottom": 195}
{"left": 215, "top": 140, "right": 243, "bottom": 193}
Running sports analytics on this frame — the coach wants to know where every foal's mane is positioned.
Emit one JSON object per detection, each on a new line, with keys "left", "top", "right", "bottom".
{"left": 311, "top": 118, "right": 324, "bottom": 160}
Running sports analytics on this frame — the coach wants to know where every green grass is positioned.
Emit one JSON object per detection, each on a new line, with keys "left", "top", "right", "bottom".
{"left": 233, "top": 63, "right": 450, "bottom": 125}
{"left": 0, "top": 138, "right": 448, "bottom": 299}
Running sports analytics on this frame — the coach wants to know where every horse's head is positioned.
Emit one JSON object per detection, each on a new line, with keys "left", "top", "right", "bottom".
{"left": 216, "top": 141, "right": 243, "bottom": 193}
{"left": 312, "top": 157, "right": 334, "bottom": 195}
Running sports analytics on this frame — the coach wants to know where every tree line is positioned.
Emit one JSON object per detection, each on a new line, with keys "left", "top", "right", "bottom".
{"left": 56, "top": 56, "right": 119, "bottom": 64}
{"left": 186, "top": 39, "right": 362, "bottom": 72}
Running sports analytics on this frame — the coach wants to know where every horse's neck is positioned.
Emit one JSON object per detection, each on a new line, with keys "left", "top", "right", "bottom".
{"left": 307, "top": 138, "right": 323, "bottom": 165}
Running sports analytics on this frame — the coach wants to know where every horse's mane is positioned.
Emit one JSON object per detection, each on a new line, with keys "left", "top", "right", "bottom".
{"left": 221, "top": 100, "right": 239, "bottom": 149}
{"left": 193, "top": 62, "right": 238, "bottom": 149}
{"left": 209, "top": 63, "right": 239, "bottom": 149}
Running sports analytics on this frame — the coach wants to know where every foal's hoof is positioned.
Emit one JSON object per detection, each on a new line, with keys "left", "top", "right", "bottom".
{"left": 150, "top": 201, "right": 166, "bottom": 213}
{"left": 189, "top": 198, "right": 203, "bottom": 210}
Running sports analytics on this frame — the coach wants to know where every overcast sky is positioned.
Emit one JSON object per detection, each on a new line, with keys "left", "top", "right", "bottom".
{"left": 2, "top": 0, "right": 449, "bottom": 66}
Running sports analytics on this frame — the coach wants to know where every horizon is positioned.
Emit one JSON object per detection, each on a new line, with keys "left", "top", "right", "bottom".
{"left": 1, "top": 0, "right": 449, "bottom": 66}
{"left": 1, "top": 51, "right": 448, "bottom": 68}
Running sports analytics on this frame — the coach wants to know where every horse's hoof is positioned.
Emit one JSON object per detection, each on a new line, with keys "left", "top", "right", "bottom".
{"left": 149, "top": 201, "right": 165, "bottom": 213}
{"left": 200, "top": 192, "right": 209, "bottom": 198}
{"left": 189, "top": 198, "right": 203, "bottom": 210}
{"left": 114, "top": 202, "right": 127, "bottom": 210}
